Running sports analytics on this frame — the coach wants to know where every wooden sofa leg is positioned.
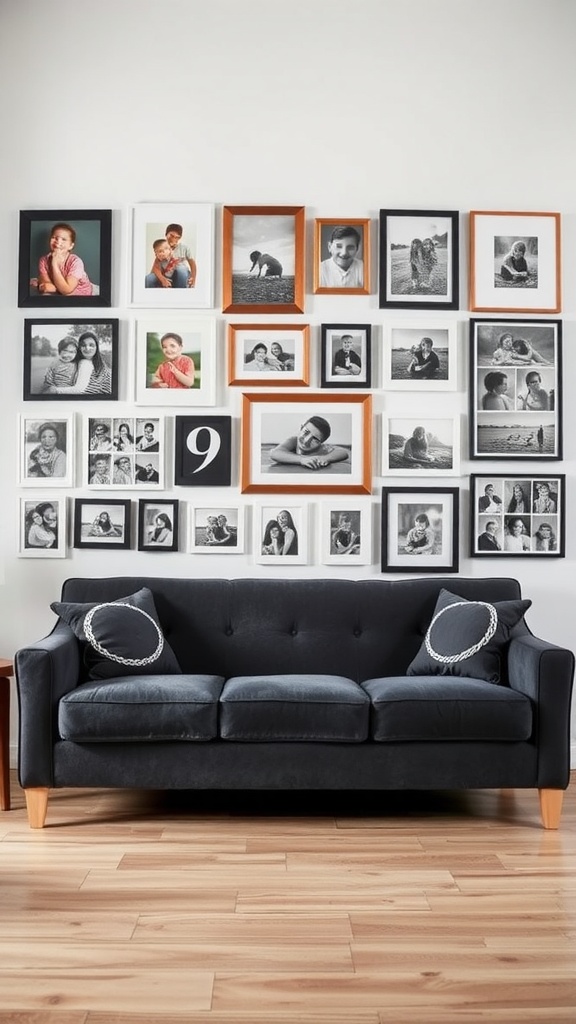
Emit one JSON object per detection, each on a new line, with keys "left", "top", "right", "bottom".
{"left": 538, "top": 788, "right": 563, "bottom": 829}
{"left": 25, "top": 787, "right": 50, "bottom": 829}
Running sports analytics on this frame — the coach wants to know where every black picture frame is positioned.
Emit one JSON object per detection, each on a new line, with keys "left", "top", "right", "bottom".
{"left": 18, "top": 209, "right": 112, "bottom": 308}
{"left": 381, "top": 486, "right": 459, "bottom": 573}
{"left": 320, "top": 324, "right": 372, "bottom": 389}
{"left": 73, "top": 498, "right": 131, "bottom": 550}
{"left": 379, "top": 209, "right": 459, "bottom": 310}
{"left": 174, "top": 415, "right": 232, "bottom": 486}
{"left": 469, "top": 318, "right": 562, "bottom": 461}
{"left": 138, "top": 499, "right": 179, "bottom": 552}
{"left": 23, "top": 318, "right": 119, "bottom": 401}
{"left": 470, "top": 474, "right": 565, "bottom": 558}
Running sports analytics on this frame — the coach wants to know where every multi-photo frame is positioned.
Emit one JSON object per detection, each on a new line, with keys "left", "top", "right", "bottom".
{"left": 84, "top": 415, "right": 165, "bottom": 489}
{"left": 470, "top": 474, "right": 565, "bottom": 557}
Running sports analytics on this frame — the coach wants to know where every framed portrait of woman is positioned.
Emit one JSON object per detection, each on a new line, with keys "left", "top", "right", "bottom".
{"left": 23, "top": 319, "right": 119, "bottom": 401}
{"left": 18, "top": 496, "right": 67, "bottom": 558}
{"left": 254, "top": 502, "right": 308, "bottom": 565}
{"left": 19, "top": 415, "right": 74, "bottom": 488}
{"left": 138, "top": 499, "right": 179, "bottom": 553}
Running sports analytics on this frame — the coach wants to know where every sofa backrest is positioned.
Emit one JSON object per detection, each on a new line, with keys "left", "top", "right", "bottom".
{"left": 59, "top": 576, "right": 526, "bottom": 682}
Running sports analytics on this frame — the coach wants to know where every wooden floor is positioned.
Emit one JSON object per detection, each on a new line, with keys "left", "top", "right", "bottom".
{"left": 1, "top": 771, "right": 575, "bottom": 1022}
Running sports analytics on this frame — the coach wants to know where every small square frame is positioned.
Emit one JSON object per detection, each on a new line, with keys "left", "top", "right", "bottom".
{"left": 320, "top": 324, "right": 372, "bottom": 389}
{"left": 222, "top": 205, "right": 305, "bottom": 313}
{"left": 383, "top": 319, "right": 458, "bottom": 391}
{"left": 469, "top": 211, "right": 561, "bottom": 313}
{"left": 84, "top": 415, "right": 165, "bottom": 489}
{"left": 135, "top": 316, "right": 217, "bottom": 405}
{"left": 313, "top": 218, "right": 370, "bottom": 295}
{"left": 19, "top": 415, "right": 74, "bottom": 488}
{"left": 470, "top": 473, "right": 565, "bottom": 557}
{"left": 130, "top": 202, "right": 215, "bottom": 308}
{"left": 18, "top": 209, "right": 112, "bottom": 307}
{"left": 382, "top": 415, "right": 460, "bottom": 477}
{"left": 319, "top": 501, "right": 372, "bottom": 565}
{"left": 381, "top": 486, "right": 459, "bottom": 573}
{"left": 174, "top": 415, "right": 232, "bottom": 487}
{"left": 19, "top": 496, "right": 67, "bottom": 558}
{"left": 187, "top": 505, "right": 246, "bottom": 554}
{"left": 228, "top": 323, "right": 310, "bottom": 387}
{"left": 379, "top": 209, "right": 459, "bottom": 310}
{"left": 23, "top": 319, "right": 119, "bottom": 401}
{"left": 138, "top": 499, "right": 179, "bottom": 552}
{"left": 254, "top": 502, "right": 308, "bottom": 564}
{"left": 73, "top": 498, "right": 131, "bottom": 550}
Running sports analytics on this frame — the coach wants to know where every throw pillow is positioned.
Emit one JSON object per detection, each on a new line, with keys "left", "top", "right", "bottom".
{"left": 51, "top": 587, "right": 181, "bottom": 680}
{"left": 406, "top": 588, "right": 531, "bottom": 684}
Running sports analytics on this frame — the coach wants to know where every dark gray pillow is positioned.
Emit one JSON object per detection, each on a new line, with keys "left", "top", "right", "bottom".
{"left": 406, "top": 588, "right": 531, "bottom": 684}
{"left": 51, "top": 587, "right": 181, "bottom": 680}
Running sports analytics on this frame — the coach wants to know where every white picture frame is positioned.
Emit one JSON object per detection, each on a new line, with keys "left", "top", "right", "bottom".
{"left": 382, "top": 414, "right": 460, "bottom": 477}
{"left": 19, "top": 496, "right": 67, "bottom": 558}
{"left": 383, "top": 319, "right": 458, "bottom": 391}
{"left": 19, "top": 415, "right": 74, "bottom": 487}
{"left": 134, "top": 316, "right": 217, "bottom": 406}
{"left": 253, "top": 502, "right": 308, "bottom": 564}
{"left": 469, "top": 211, "right": 561, "bottom": 314}
{"left": 130, "top": 202, "right": 215, "bottom": 308}
{"left": 319, "top": 501, "right": 372, "bottom": 565}
{"left": 187, "top": 505, "right": 246, "bottom": 554}
{"left": 83, "top": 415, "right": 165, "bottom": 490}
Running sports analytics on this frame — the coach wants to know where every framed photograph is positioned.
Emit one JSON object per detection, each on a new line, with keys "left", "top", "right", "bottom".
{"left": 383, "top": 319, "right": 458, "bottom": 391}
{"left": 381, "top": 486, "right": 459, "bottom": 573}
{"left": 470, "top": 474, "right": 565, "bottom": 558}
{"left": 319, "top": 501, "right": 372, "bottom": 565}
{"left": 174, "top": 415, "right": 232, "bottom": 486}
{"left": 222, "top": 205, "right": 305, "bottom": 313}
{"left": 382, "top": 415, "right": 460, "bottom": 477}
{"left": 130, "top": 202, "right": 214, "bottom": 308}
{"left": 320, "top": 324, "right": 372, "bottom": 389}
{"left": 84, "top": 416, "right": 165, "bottom": 489}
{"left": 135, "top": 316, "right": 216, "bottom": 406}
{"left": 241, "top": 393, "right": 372, "bottom": 495}
{"left": 18, "top": 497, "right": 66, "bottom": 558}
{"left": 469, "top": 211, "right": 561, "bottom": 313}
{"left": 313, "top": 218, "right": 370, "bottom": 295}
{"left": 379, "top": 209, "right": 459, "bottom": 310}
{"left": 228, "top": 324, "right": 310, "bottom": 387}
{"left": 254, "top": 502, "right": 308, "bottom": 564}
{"left": 23, "top": 319, "right": 119, "bottom": 401}
{"left": 19, "top": 415, "right": 74, "bottom": 488}
{"left": 18, "top": 209, "right": 112, "bottom": 308}
{"left": 73, "top": 499, "right": 131, "bottom": 550}
{"left": 469, "top": 318, "right": 562, "bottom": 460}
{"left": 188, "top": 505, "right": 246, "bottom": 554}
{"left": 138, "top": 499, "right": 179, "bottom": 552}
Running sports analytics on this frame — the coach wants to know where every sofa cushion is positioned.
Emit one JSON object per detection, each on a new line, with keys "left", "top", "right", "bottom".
{"left": 362, "top": 676, "right": 533, "bottom": 742}
{"left": 51, "top": 587, "right": 181, "bottom": 680}
{"left": 406, "top": 588, "right": 531, "bottom": 684}
{"left": 219, "top": 674, "right": 369, "bottom": 742}
{"left": 59, "top": 674, "right": 225, "bottom": 741}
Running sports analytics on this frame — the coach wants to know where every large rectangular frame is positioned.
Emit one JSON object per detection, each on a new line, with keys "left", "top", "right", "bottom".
{"left": 313, "top": 218, "right": 371, "bottom": 295}
{"left": 130, "top": 202, "right": 215, "bottom": 308}
{"left": 222, "top": 205, "right": 305, "bottom": 313}
{"left": 469, "top": 211, "right": 561, "bottom": 313}
{"left": 381, "top": 486, "right": 459, "bottom": 573}
{"left": 23, "top": 318, "right": 119, "bottom": 401}
{"left": 241, "top": 392, "right": 372, "bottom": 495}
{"left": 379, "top": 209, "right": 459, "bottom": 310}
{"left": 470, "top": 473, "right": 565, "bottom": 558}
{"left": 18, "top": 209, "right": 112, "bottom": 308}
{"left": 469, "top": 318, "right": 562, "bottom": 461}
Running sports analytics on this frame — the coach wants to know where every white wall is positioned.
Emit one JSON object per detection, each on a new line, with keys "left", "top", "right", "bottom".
{"left": 1, "top": 0, "right": 575, "bottom": 764}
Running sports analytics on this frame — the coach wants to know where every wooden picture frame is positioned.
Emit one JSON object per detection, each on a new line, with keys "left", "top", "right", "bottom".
{"left": 18, "top": 209, "right": 112, "bottom": 307}
{"left": 84, "top": 415, "right": 165, "bottom": 490}
{"left": 222, "top": 205, "right": 305, "bottom": 313}
{"left": 469, "top": 318, "right": 562, "bottom": 461}
{"left": 470, "top": 473, "right": 565, "bottom": 557}
{"left": 19, "top": 415, "right": 74, "bottom": 488}
{"left": 174, "top": 415, "right": 232, "bottom": 486}
{"left": 241, "top": 392, "right": 372, "bottom": 495}
{"left": 187, "top": 505, "right": 246, "bottom": 554}
{"left": 227, "top": 324, "right": 310, "bottom": 387}
{"left": 469, "top": 211, "right": 561, "bottom": 313}
{"left": 383, "top": 319, "right": 458, "bottom": 391}
{"left": 130, "top": 202, "right": 215, "bottom": 308}
{"left": 138, "top": 499, "right": 179, "bottom": 552}
{"left": 18, "top": 496, "right": 67, "bottom": 558}
{"left": 382, "top": 414, "right": 460, "bottom": 477}
{"left": 254, "top": 502, "right": 308, "bottom": 564}
{"left": 134, "top": 316, "right": 217, "bottom": 406}
{"left": 313, "top": 218, "right": 370, "bottom": 295}
{"left": 381, "top": 486, "right": 459, "bottom": 573}
{"left": 73, "top": 498, "right": 131, "bottom": 550}
{"left": 319, "top": 500, "right": 372, "bottom": 565}
{"left": 23, "top": 319, "right": 119, "bottom": 401}
{"left": 379, "top": 209, "right": 459, "bottom": 310}
{"left": 320, "top": 324, "right": 372, "bottom": 389}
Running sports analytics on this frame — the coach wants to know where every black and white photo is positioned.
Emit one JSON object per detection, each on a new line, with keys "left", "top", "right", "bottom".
{"left": 23, "top": 319, "right": 118, "bottom": 401}
{"left": 379, "top": 209, "right": 459, "bottom": 310}
{"left": 188, "top": 506, "right": 245, "bottom": 554}
{"left": 470, "top": 474, "right": 565, "bottom": 557}
{"left": 313, "top": 218, "right": 370, "bottom": 295}
{"left": 320, "top": 324, "right": 371, "bottom": 388}
{"left": 228, "top": 324, "right": 310, "bottom": 387}
{"left": 74, "top": 499, "right": 131, "bottom": 550}
{"left": 19, "top": 416, "right": 73, "bottom": 487}
{"left": 384, "top": 320, "right": 457, "bottom": 390}
{"left": 223, "top": 206, "right": 305, "bottom": 314}
{"left": 382, "top": 415, "right": 460, "bottom": 476}
{"left": 381, "top": 487, "right": 459, "bottom": 573}
{"left": 320, "top": 502, "right": 371, "bottom": 565}
{"left": 19, "top": 497, "right": 66, "bottom": 558}
{"left": 85, "top": 416, "right": 164, "bottom": 488}
{"left": 138, "top": 500, "right": 179, "bottom": 552}
{"left": 470, "top": 211, "right": 561, "bottom": 313}
{"left": 254, "top": 503, "right": 308, "bottom": 564}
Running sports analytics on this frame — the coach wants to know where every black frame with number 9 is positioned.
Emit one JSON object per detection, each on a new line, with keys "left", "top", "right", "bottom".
{"left": 174, "top": 415, "right": 232, "bottom": 486}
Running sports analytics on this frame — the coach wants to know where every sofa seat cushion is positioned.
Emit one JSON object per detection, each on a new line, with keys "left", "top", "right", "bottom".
{"left": 362, "top": 676, "right": 533, "bottom": 742}
{"left": 59, "top": 675, "right": 225, "bottom": 742}
{"left": 219, "top": 674, "right": 369, "bottom": 742}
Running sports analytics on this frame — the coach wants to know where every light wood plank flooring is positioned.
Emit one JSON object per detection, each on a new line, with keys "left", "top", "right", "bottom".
{"left": 1, "top": 771, "right": 575, "bottom": 1022}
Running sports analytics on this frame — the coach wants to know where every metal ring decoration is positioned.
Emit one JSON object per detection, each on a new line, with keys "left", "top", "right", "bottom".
{"left": 424, "top": 600, "right": 498, "bottom": 664}
{"left": 83, "top": 602, "right": 164, "bottom": 666}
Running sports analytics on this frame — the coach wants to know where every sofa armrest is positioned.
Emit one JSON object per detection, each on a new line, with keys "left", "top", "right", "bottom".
{"left": 507, "top": 634, "right": 575, "bottom": 789}
{"left": 15, "top": 624, "right": 81, "bottom": 788}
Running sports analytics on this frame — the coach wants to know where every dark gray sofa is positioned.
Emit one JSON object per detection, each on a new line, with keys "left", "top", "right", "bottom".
{"left": 15, "top": 575, "right": 574, "bottom": 829}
